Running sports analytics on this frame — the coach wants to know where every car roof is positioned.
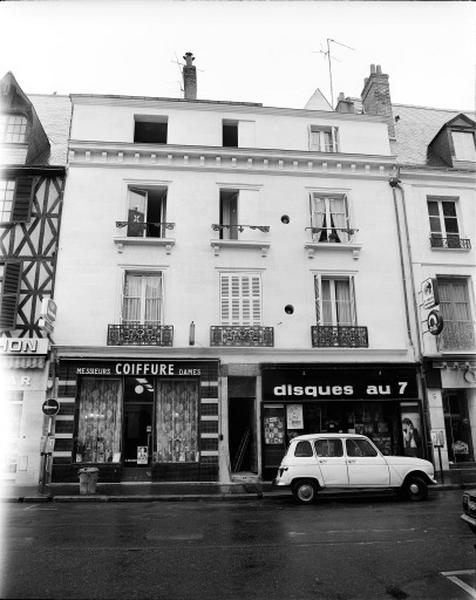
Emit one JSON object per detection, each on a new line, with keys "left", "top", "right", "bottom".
{"left": 291, "top": 433, "right": 369, "bottom": 441}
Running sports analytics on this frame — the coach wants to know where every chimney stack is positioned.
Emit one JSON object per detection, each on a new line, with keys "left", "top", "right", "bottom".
{"left": 183, "top": 52, "right": 197, "bottom": 100}
{"left": 361, "top": 64, "right": 395, "bottom": 139}
{"left": 335, "top": 92, "right": 356, "bottom": 114}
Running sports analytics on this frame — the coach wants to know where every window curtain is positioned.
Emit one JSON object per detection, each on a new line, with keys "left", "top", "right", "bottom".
{"left": 335, "top": 279, "right": 353, "bottom": 325}
{"left": 144, "top": 276, "right": 162, "bottom": 323}
{"left": 123, "top": 273, "right": 162, "bottom": 324}
{"left": 123, "top": 274, "right": 142, "bottom": 323}
{"left": 76, "top": 378, "right": 122, "bottom": 463}
{"left": 156, "top": 380, "right": 198, "bottom": 463}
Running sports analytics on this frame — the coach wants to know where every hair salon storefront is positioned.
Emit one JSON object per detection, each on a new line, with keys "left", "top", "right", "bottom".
{"left": 261, "top": 364, "right": 423, "bottom": 480}
{"left": 52, "top": 358, "right": 220, "bottom": 482}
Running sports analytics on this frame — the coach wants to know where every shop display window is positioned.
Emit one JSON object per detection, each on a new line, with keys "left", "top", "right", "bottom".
{"left": 444, "top": 390, "right": 474, "bottom": 463}
{"left": 76, "top": 378, "right": 122, "bottom": 463}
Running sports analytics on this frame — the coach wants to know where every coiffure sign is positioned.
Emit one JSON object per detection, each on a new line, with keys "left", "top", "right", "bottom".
{"left": 73, "top": 360, "right": 210, "bottom": 378}
{"left": 262, "top": 366, "right": 418, "bottom": 401}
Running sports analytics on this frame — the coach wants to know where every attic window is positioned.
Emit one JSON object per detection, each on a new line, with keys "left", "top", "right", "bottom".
{"left": 223, "top": 120, "right": 238, "bottom": 147}
{"left": 134, "top": 116, "right": 168, "bottom": 144}
{"left": 452, "top": 131, "right": 476, "bottom": 161}
{"left": 0, "top": 114, "right": 28, "bottom": 143}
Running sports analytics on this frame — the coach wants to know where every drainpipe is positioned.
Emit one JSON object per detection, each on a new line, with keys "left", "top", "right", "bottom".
{"left": 389, "top": 174, "right": 432, "bottom": 463}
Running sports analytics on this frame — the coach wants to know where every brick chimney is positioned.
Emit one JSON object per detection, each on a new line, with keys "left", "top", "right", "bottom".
{"left": 335, "top": 92, "right": 356, "bottom": 114}
{"left": 361, "top": 64, "right": 395, "bottom": 139}
{"left": 183, "top": 52, "right": 197, "bottom": 100}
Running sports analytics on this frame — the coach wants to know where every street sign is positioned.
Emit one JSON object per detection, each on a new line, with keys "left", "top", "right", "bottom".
{"left": 431, "top": 430, "right": 445, "bottom": 448}
{"left": 427, "top": 309, "right": 444, "bottom": 335}
{"left": 42, "top": 398, "right": 60, "bottom": 416}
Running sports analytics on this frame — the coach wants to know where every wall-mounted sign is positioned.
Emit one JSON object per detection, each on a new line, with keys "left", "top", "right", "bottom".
{"left": 262, "top": 366, "right": 419, "bottom": 401}
{"left": 431, "top": 430, "right": 445, "bottom": 448}
{"left": 0, "top": 338, "right": 49, "bottom": 355}
{"left": 42, "top": 398, "right": 60, "bottom": 416}
{"left": 137, "top": 446, "right": 148, "bottom": 464}
{"left": 40, "top": 298, "right": 57, "bottom": 323}
{"left": 421, "top": 278, "right": 439, "bottom": 309}
{"left": 286, "top": 404, "right": 304, "bottom": 429}
{"left": 427, "top": 309, "right": 444, "bottom": 335}
{"left": 71, "top": 360, "right": 209, "bottom": 377}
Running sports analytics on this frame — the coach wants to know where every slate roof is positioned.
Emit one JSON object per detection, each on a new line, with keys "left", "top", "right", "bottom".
{"left": 29, "top": 94, "right": 72, "bottom": 166}
{"left": 393, "top": 103, "right": 476, "bottom": 167}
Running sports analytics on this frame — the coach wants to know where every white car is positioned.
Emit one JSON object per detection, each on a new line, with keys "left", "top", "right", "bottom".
{"left": 274, "top": 433, "right": 437, "bottom": 504}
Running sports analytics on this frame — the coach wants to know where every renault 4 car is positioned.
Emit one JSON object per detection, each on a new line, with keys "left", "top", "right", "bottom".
{"left": 274, "top": 433, "right": 437, "bottom": 504}
{"left": 461, "top": 489, "right": 476, "bottom": 534}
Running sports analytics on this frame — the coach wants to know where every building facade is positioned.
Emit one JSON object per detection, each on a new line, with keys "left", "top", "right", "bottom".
{"left": 48, "top": 58, "right": 424, "bottom": 484}
{"left": 0, "top": 73, "right": 70, "bottom": 485}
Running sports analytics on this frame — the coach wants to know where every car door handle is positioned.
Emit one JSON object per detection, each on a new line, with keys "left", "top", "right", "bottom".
{"left": 318, "top": 459, "right": 327, "bottom": 463}
{"left": 347, "top": 459, "right": 357, "bottom": 464}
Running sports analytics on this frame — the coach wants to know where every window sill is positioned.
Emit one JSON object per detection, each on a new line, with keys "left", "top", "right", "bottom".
{"left": 430, "top": 246, "right": 471, "bottom": 252}
{"left": 113, "top": 236, "right": 176, "bottom": 254}
{"left": 210, "top": 239, "right": 270, "bottom": 257}
{"left": 304, "top": 242, "right": 362, "bottom": 260}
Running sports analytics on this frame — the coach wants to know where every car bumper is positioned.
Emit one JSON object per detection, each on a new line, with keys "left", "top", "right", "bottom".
{"left": 461, "top": 513, "right": 476, "bottom": 530}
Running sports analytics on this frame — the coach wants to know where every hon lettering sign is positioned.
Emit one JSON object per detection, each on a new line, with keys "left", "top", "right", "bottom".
{"left": 262, "top": 366, "right": 418, "bottom": 401}
{"left": 0, "top": 338, "right": 49, "bottom": 355}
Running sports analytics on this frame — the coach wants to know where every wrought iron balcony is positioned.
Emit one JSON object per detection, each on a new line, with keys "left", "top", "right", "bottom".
{"left": 311, "top": 325, "right": 369, "bottom": 348}
{"left": 115, "top": 221, "right": 176, "bottom": 238}
{"left": 107, "top": 323, "right": 173, "bottom": 346}
{"left": 430, "top": 235, "right": 471, "bottom": 250}
{"left": 212, "top": 223, "right": 270, "bottom": 241}
{"left": 437, "top": 321, "right": 476, "bottom": 352}
{"left": 210, "top": 325, "right": 274, "bottom": 347}
{"left": 306, "top": 226, "right": 358, "bottom": 244}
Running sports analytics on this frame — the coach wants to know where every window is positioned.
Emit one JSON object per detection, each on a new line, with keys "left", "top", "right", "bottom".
{"left": 346, "top": 438, "right": 378, "bottom": 457}
{"left": 220, "top": 273, "right": 262, "bottom": 326}
{"left": 315, "top": 439, "right": 343, "bottom": 457}
{"left": 427, "top": 197, "right": 463, "bottom": 248}
{"left": 452, "top": 131, "right": 476, "bottom": 161}
{"left": 134, "top": 116, "right": 168, "bottom": 144}
{"left": 437, "top": 277, "right": 474, "bottom": 350}
{"left": 219, "top": 190, "right": 238, "bottom": 239}
{"left": 223, "top": 120, "right": 238, "bottom": 147}
{"left": 294, "top": 440, "right": 313, "bottom": 457}
{"left": 0, "top": 177, "right": 33, "bottom": 224}
{"left": 0, "top": 114, "right": 28, "bottom": 143}
{"left": 0, "top": 180, "right": 15, "bottom": 222}
{"left": 0, "top": 261, "right": 22, "bottom": 330}
{"left": 315, "top": 275, "right": 356, "bottom": 326}
{"left": 127, "top": 186, "right": 167, "bottom": 238}
{"left": 122, "top": 272, "right": 163, "bottom": 324}
{"left": 310, "top": 192, "right": 351, "bottom": 243}
{"left": 310, "top": 126, "right": 338, "bottom": 152}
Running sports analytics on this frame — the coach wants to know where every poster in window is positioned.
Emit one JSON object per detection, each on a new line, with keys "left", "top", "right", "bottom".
{"left": 137, "top": 446, "right": 148, "bottom": 464}
{"left": 401, "top": 412, "right": 422, "bottom": 458}
{"left": 286, "top": 404, "right": 304, "bottom": 430}
{"left": 264, "top": 416, "right": 285, "bottom": 445}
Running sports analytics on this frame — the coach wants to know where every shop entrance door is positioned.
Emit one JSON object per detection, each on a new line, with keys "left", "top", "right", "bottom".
{"left": 123, "top": 377, "right": 154, "bottom": 464}
{"left": 444, "top": 390, "right": 474, "bottom": 464}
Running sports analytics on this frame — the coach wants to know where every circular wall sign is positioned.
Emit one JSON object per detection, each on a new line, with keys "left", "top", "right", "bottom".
{"left": 42, "top": 398, "right": 60, "bottom": 416}
{"left": 427, "top": 309, "right": 444, "bottom": 335}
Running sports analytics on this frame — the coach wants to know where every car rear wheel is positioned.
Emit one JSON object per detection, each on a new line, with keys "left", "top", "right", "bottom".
{"left": 402, "top": 476, "right": 428, "bottom": 501}
{"left": 292, "top": 479, "right": 318, "bottom": 504}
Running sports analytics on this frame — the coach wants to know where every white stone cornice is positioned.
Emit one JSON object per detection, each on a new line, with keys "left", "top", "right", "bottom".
{"left": 68, "top": 141, "right": 395, "bottom": 178}
{"left": 398, "top": 166, "right": 475, "bottom": 184}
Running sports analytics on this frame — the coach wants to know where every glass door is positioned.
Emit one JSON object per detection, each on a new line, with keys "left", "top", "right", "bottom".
{"left": 123, "top": 377, "right": 154, "bottom": 464}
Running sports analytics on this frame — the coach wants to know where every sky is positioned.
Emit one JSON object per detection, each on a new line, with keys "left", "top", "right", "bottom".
{"left": 0, "top": 1, "right": 474, "bottom": 112}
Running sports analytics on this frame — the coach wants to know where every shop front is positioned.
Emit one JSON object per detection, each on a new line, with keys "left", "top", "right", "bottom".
{"left": 53, "top": 358, "right": 220, "bottom": 482}
{"left": 261, "top": 364, "right": 423, "bottom": 480}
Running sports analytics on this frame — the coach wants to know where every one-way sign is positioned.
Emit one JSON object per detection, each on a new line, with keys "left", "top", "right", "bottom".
{"left": 42, "top": 398, "right": 60, "bottom": 416}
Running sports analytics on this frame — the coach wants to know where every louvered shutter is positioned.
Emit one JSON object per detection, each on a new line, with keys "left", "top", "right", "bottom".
{"left": 0, "top": 262, "right": 22, "bottom": 330}
{"left": 314, "top": 275, "right": 321, "bottom": 323}
{"left": 220, "top": 273, "right": 261, "bottom": 325}
{"left": 12, "top": 177, "right": 33, "bottom": 223}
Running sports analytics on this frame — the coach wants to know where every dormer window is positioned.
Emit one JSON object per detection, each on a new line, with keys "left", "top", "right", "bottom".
{"left": 0, "top": 114, "right": 28, "bottom": 143}
{"left": 451, "top": 131, "right": 476, "bottom": 161}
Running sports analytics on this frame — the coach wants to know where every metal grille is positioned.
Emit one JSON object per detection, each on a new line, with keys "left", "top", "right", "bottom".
{"left": 430, "top": 236, "right": 471, "bottom": 250}
{"left": 210, "top": 325, "right": 274, "bottom": 347}
{"left": 438, "top": 322, "right": 475, "bottom": 351}
{"left": 107, "top": 324, "right": 173, "bottom": 346}
{"left": 311, "top": 325, "right": 368, "bottom": 348}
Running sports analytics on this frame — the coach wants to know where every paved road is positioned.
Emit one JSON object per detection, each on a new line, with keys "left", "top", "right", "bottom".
{"left": 1, "top": 490, "right": 475, "bottom": 599}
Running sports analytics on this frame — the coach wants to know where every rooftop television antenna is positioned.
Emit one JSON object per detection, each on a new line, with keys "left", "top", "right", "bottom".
{"left": 315, "top": 38, "right": 355, "bottom": 108}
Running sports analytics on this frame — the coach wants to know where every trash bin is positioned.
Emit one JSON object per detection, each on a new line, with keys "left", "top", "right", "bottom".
{"left": 78, "top": 467, "right": 99, "bottom": 495}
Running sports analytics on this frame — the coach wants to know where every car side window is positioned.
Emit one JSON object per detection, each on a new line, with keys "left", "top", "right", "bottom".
{"left": 315, "top": 439, "right": 343, "bottom": 457}
{"left": 346, "top": 439, "right": 378, "bottom": 457}
{"left": 294, "top": 441, "right": 313, "bottom": 457}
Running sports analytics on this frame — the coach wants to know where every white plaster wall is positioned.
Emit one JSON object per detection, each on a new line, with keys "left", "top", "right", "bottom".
{"left": 54, "top": 164, "right": 409, "bottom": 354}
{"left": 427, "top": 388, "right": 449, "bottom": 471}
{"left": 70, "top": 102, "right": 391, "bottom": 156}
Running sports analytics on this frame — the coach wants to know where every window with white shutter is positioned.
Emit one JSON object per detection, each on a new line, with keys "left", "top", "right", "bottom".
{"left": 220, "top": 273, "right": 262, "bottom": 325}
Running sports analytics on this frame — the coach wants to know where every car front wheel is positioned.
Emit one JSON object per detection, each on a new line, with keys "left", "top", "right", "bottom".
{"left": 401, "top": 476, "right": 428, "bottom": 501}
{"left": 292, "top": 479, "right": 318, "bottom": 504}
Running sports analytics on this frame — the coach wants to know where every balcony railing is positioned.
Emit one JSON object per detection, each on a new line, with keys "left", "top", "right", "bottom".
{"left": 306, "top": 226, "right": 358, "bottom": 244}
{"left": 212, "top": 223, "right": 270, "bottom": 240}
{"left": 107, "top": 324, "right": 174, "bottom": 346}
{"left": 311, "top": 325, "right": 369, "bottom": 348}
{"left": 210, "top": 325, "right": 274, "bottom": 347}
{"left": 437, "top": 321, "right": 476, "bottom": 352}
{"left": 115, "top": 221, "right": 175, "bottom": 238}
{"left": 430, "top": 235, "right": 471, "bottom": 250}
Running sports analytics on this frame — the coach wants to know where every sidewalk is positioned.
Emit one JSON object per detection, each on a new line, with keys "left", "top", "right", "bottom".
{"left": 2, "top": 469, "right": 476, "bottom": 503}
